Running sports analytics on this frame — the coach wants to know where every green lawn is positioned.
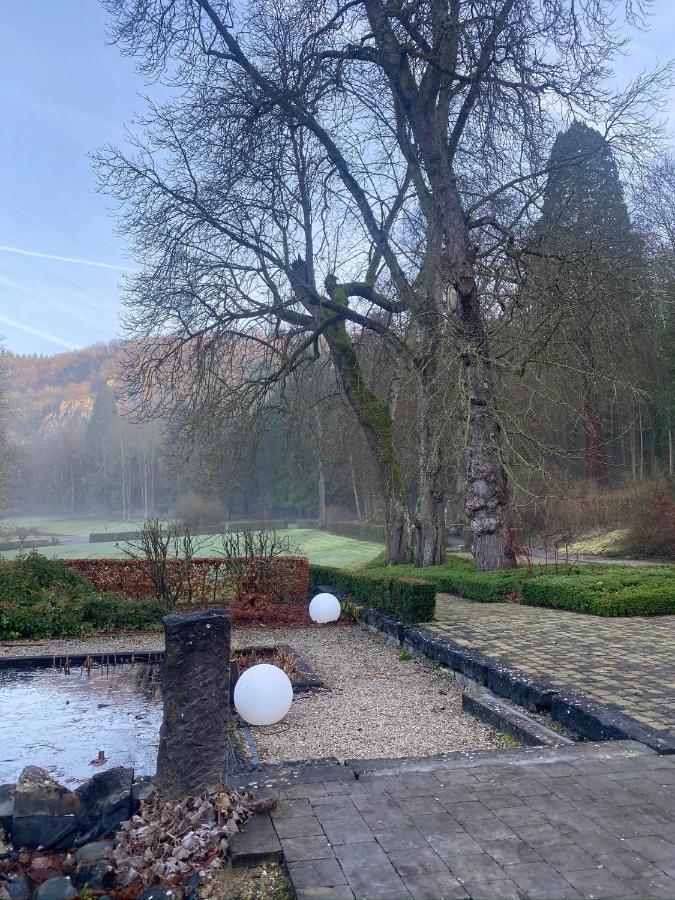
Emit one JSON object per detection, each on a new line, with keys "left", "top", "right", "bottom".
{"left": 0, "top": 528, "right": 384, "bottom": 568}
{"left": 5, "top": 516, "right": 142, "bottom": 539}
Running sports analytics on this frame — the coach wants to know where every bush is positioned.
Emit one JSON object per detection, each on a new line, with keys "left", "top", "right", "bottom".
{"left": 621, "top": 479, "right": 675, "bottom": 559}
{"left": 0, "top": 552, "right": 163, "bottom": 639}
{"left": 362, "top": 555, "right": 675, "bottom": 617}
{"left": 66, "top": 556, "right": 310, "bottom": 606}
{"left": 309, "top": 564, "right": 435, "bottom": 622}
{"left": 326, "top": 522, "right": 386, "bottom": 543}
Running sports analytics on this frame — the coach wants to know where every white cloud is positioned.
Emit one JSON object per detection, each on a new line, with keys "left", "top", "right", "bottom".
{"left": 0, "top": 245, "right": 134, "bottom": 272}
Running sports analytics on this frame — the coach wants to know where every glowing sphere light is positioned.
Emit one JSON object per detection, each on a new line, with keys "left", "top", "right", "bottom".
{"left": 233, "top": 663, "right": 293, "bottom": 726}
{"left": 310, "top": 592, "right": 341, "bottom": 624}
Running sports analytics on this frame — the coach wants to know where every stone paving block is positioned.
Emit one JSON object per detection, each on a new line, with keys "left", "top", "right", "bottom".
{"left": 287, "top": 857, "right": 348, "bottom": 890}
{"left": 230, "top": 812, "right": 282, "bottom": 866}
{"left": 413, "top": 813, "right": 465, "bottom": 836}
{"left": 451, "top": 801, "right": 495, "bottom": 823}
{"left": 322, "top": 819, "right": 375, "bottom": 846}
{"left": 426, "top": 830, "right": 484, "bottom": 858}
{"left": 405, "top": 871, "right": 469, "bottom": 899}
{"left": 401, "top": 795, "right": 447, "bottom": 816}
{"left": 535, "top": 841, "right": 597, "bottom": 872}
{"left": 343, "top": 862, "right": 412, "bottom": 900}
{"left": 459, "top": 875, "right": 523, "bottom": 899}
{"left": 506, "top": 860, "right": 576, "bottom": 895}
{"left": 461, "top": 816, "right": 518, "bottom": 842}
{"left": 273, "top": 815, "right": 325, "bottom": 839}
{"left": 282, "top": 782, "right": 329, "bottom": 800}
{"left": 624, "top": 835, "right": 675, "bottom": 861}
{"left": 595, "top": 851, "right": 661, "bottom": 880}
{"left": 564, "top": 866, "right": 637, "bottom": 898}
{"left": 313, "top": 801, "right": 365, "bottom": 826}
{"left": 333, "top": 841, "right": 391, "bottom": 876}
{"left": 272, "top": 797, "right": 313, "bottom": 819}
{"left": 281, "top": 835, "right": 335, "bottom": 863}
{"left": 373, "top": 826, "right": 429, "bottom": 853}
{"left": 361, "top": 807, "right": 410, "bottom": 830}
{"left": 482, "top": 837, "right": 543, "bottom": 865}
{"left": 624, "top": 875, "right": 675, "bottom": 898}
{"left": 445, "top": 852, "right": 507, "bottom": 883}
{"left": 388, "top": 846, "right": 450, "bottom": 879}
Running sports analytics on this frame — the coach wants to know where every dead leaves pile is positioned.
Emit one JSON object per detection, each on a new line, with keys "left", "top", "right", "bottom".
{"left": 113, "top": 788, "right": 252, "bottom": 890}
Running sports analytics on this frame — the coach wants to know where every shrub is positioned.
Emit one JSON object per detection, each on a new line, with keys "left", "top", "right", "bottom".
{"left": 173, "top": 492, "right": 225, "bottom": 530}
{"left": 309, "top": 564, "right": 435, "bottom": 622}
{"left": 621, "top": 479, "right": 675, "bottom": 559}
{"left": 362, "top": 555, "right": 675, "bottom": 617}
{"left": 66, "top": 556, "right": 310, "bottom": 607}
{"left": 326, "top": 522, "right": 386, "bottom": 543}
{"left": 0, "top": 552, "right": 163, "bottom": 639}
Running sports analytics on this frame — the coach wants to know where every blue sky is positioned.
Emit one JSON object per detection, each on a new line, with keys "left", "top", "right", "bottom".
{"left": 1, "top": 1, "right": 674, "bottom": 357}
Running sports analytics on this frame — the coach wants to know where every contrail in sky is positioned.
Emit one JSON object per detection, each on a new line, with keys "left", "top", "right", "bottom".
{"left": 0, "top": 244, "right": 135, "bottom": 272}
{"left": 0, "top": 313, "right": 81, "bottom": 351}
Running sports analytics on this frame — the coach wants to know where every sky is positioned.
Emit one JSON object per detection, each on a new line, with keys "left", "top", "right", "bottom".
{"left": 1, "top": 1, "right": 674, "bottom": 357}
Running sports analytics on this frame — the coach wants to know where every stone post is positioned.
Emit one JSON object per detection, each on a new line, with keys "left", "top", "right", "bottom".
{"left": 156, "top": 608, "right": 231, "bottom": 797}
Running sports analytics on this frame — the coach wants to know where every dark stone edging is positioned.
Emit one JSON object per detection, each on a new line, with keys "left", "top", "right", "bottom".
{"left": 335, "top": 596, "right": 675, "bottom": 755}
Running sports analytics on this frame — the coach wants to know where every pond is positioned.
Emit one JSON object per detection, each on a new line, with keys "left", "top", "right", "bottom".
{"left": 0, "top": 661, "right": 163, "bottom": 785}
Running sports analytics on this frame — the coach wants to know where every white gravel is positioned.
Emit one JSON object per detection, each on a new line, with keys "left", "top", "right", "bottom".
{"left": 0, "top": 625, "right": 509, "bottom": 762}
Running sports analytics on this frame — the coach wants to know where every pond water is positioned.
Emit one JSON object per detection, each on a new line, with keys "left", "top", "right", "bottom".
{"left": 0, "top": 663, "right": 164, "bottom": 785}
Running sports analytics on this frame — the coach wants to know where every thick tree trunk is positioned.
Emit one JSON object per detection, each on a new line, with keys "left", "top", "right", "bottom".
{"left": 349, "top": 452, "right": 363, "bottom": 521}
{"left": 413, "top": 365, "right": 449, "bottom": 567}
{"left": 317, "top": 457, "right": 327, "bottom": 529}
{"left": 463, "top": 347, "right": 516, "bottom": 571}
{"left": 324, "top": 323, "right": 409, "bottom": 563}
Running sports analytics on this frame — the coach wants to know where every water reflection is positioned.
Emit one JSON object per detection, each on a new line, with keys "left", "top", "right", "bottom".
{"left": 0, "top": 662, "right": 164, "bottom": 784}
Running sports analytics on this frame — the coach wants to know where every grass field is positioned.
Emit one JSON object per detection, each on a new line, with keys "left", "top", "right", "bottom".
{"left": 4, "top": 516, "right": 142, "bottom": 539}
{"left": 0, "top": 527, "right": 384, "bottom": 568}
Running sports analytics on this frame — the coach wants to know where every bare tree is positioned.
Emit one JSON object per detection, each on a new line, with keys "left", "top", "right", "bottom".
{"left": 100, "top": 0, "right": 666, "bottom": 569}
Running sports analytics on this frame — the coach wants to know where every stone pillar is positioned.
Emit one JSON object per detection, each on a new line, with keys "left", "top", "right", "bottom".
{"left": 156, "top": 609, "right": 231, "bottom": 797}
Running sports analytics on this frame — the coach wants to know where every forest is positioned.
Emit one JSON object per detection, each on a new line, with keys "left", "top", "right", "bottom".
{"left": 1, "top": 126, "right": 673, "bottom": 556}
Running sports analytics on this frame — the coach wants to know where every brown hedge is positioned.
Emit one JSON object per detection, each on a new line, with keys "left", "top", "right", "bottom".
{"left": 64, "top": 556, "right": 309, "bottom": 607}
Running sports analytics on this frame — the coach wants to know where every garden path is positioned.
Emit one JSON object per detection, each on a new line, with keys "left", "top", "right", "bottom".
{"left": 235, "top": 741, "right": 675, "bottom": 899}
{"left": 428, "top": 594, "right": 675, "bottom": 739}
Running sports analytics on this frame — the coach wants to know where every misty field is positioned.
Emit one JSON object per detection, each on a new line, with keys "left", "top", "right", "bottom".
{"left": 0, "top": 524, "right": 383, "bottom": 568}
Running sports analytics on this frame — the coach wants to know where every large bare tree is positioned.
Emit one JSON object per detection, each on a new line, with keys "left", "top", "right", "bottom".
{"left": 100, "top": 0, "right": 665, "bottom": 569}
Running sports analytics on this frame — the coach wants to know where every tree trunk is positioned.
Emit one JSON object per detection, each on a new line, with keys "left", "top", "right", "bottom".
{"left": 583, "top": 377, "right": 608, "bottom": 484}
{"left": 349, "top": 452, "right": 362, "bottom": 521}
{"left": 462, "top": 346, "right": 516, "bottom": 571}
{"left": 324, "top": 322, "right": 409, "bottom": 563}
{"left": 413, "top": 364, "right": 449, "bottom": 567}
{"left": 317, "top": 457, "right": 327, "bottom": 529}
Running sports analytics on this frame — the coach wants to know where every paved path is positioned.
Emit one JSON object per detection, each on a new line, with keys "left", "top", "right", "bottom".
{"left": 428, "top": 594, "right": 675, "bottom": 739}
{"left": 239, "top": 741, "right": 675, "bottom": 899}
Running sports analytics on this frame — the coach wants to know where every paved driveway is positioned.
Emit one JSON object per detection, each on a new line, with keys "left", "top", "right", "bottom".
{"left": 428, "top": 594, "right": 675, "bottom": 738}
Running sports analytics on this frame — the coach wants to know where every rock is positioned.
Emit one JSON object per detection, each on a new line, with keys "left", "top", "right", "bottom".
{"left": 0, "top": 786, "right": 15, "bottom": 836}
{"left": 131, "top": 778, "right": 156, "bottom": 812}
{"left": 71, "top": 859, "right": 116, "bottom": 891}
{"left": 5, "top": 876, "right": 30, "bottom": 900}
{"left": 0, "top": 886, "right": 9, "bottom": 900}
{"left": 32, "top": 877, "right": 76, "bottom": 900}
{"left": 156, "top": 609, "right": 231, "bottom": 798}
{"left": 137, "top": 888, "right": 183, "bottom": 900}
{"left": 74, "top": 841, "right": 113, "bottom": 864}
{"left": 75, "top": 767, "right": 133, "bottom": 844}
{"left": 12, "top": 769, "right": 80, "bottom": 851}
{"left": 0, "top": 825, "right": 10, "bottom": 856}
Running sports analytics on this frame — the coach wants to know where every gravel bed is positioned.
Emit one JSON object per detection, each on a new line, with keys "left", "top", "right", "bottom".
{"left": 233, "top": 625, "right": 509, "bottom": 763}
{"left": 0, "top": 624, "right": 509, "bottom": 762}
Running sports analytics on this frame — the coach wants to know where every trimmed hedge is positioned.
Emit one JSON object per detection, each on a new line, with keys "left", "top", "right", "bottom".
{"left": 310, "top": 564, "right": 435, "bottom": 622}
{"left": 362, "top": 556, "right": 675, "bottom": 617}
{"left": 326, "top": 522, "right": 386, "bottom": 543}
{"left": 66, "top": 556, "right": 309, "bottom": 606}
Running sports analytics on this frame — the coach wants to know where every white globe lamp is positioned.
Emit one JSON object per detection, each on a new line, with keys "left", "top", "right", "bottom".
{"left": 309, "top": 592, "right": 341, "bottom": 624}
{"left": 233, "top": 663, "right": 293, "bottom": 726}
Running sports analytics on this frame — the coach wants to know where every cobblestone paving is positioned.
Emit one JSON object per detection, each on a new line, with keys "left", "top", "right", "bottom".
{"left": 428, "top": 594, "right": 675, "bottom": 737}
{"left": 262, "top": 743, "right": 675, "bottom": 899}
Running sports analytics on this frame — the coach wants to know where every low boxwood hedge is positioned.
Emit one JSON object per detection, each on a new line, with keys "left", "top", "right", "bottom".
{"left": 357, "top": 556, "right": 675, "bottom": 617}
{"left": 309, "top": 564, "right": 436, "bottom": 622}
